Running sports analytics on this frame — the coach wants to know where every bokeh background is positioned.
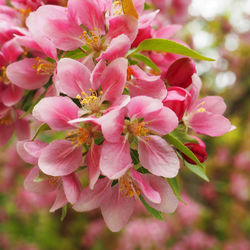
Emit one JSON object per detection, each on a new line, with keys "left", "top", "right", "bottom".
{"left": 0, "top": 0, "right": 249, "bottom": 249}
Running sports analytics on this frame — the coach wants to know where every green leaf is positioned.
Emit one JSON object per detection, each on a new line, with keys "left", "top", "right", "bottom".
{"left": 171, "top": 125, "right": 198, "bottom": 144}
{"left": 139, "top": 195, "right": 164, "bottom": 220}
{"left": 184, "top": 161, "right": 209, "bottom": 182}
{"left": 32, "top": 123, "right": 50, "bottom": 141}
{"left": 60, "top": 205, "right": 67, "bottom": 221}
{"left": 131, "top": 53, "right": 161, "bottom": 73}
{"left": 164, "top": 133, "right": 204, "bottom": 168}
{"left": 20, "top": 88, "right": 47, "bottom": 119}
{"left": 166, "top": 177, "right": 183, "bottom": 202}
{"left": 64, "top": 48, "right": 87, "bottom": 59}
{"left": 129, "top": 39, "right": 215, "bottom": 61}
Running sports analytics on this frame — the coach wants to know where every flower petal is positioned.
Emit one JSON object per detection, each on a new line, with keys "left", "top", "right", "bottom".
{"left": 144, "top": 175, "right": 178, "bottom": 213}
{"left": 100, "top": 138, "right": 132, "bottom": 179}
{"left": 6, "top": 58, "right": 51, "bottom": 90}
{"left": 24, "top": 166, "right": 57, "bottom": 194}
{"left": 62, "top": 173, "right": 81, "bottom": 204}
{"left": 73, "top": 178, "right": 109, "bottom": 211}
{"left": 101, "top": 184, "right": 136, "bottom": 232}
{"left": 98, "top": 34, "right": 131, "bottom": 62}
{"left": 38, "top": 140, "right": 82, "bottom": 176}
{"left": 56, "top": 58, "right": 91, "bottom": 98}
{"left": 100, "top": 107, "right": 125, "bottom": 143}
{"left": 130, "top": 169, "right": 161, "bottom": 204}
{"left": 33, "top": 96, "right": 79, "bottom": 131}
{"left": 138, "top": 136, "right": 180, "bottom": 178}
{"left": 86, "top": 144, "right": 102, "bottom": 190}
{"left": 190, "top": 112, "right": 232, "bottom": 137}
{"left": 101, "top": 58, "right": 128, "bottom": 102}
{"left": 127, "top": 96, "right": 163, "bottom": 119}
{"left": 50, "top": 187, "right": 67, "bottom": 212}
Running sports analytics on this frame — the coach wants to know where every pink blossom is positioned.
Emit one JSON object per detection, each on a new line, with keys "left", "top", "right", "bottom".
{"left": 184, "top": 74, "right": 233, "bottom": 136}
{"left": 98, "top": 96, "right": 179, "bottom": 179}
{"left": 74, "top": 169, "right": 178, "bottom": 231}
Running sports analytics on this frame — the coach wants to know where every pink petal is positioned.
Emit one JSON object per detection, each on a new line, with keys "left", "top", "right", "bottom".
{"left": 190, "top": 112, "right": 232, "bottom": 137}
{"left": 144, "top": 175, "right": 178, "bottom": 213}
{"left": 6, "top": 58, "right": 51, "bottom": 90}
{"left": 90, "top": 59, "right": 106, "bottom": 90}
{"left": 44, "top": 12, "right": 83, "bottom": 51}
{"left": 24, "top": 166, "right": 58, "bottom": 194}
{"left": 16, "top": 140, "right": 47, "bottom": 164}
{"left": 98, "top": 34, "right": 131, "bottom": 62}
{"left": 38, "top": 139, "right": 82, "bottom": 176}
{"left": 62, "top": 173, "right": 81, "bottom": 204}
{"left": 187, "top": 74, "right": 202, "bottom": 112}
{"left": 138, "top": 136, "right": 180, "bottom": 178}
{"left": 130, "top": 169, "right": 161, "bottom": 204}
{"left": 143, "top": 107, "right": 178, "bottom": 135}
{"left": 56, "top": 58, "right": 91, "bottom": 98}
{"left": 1, "top": 38, "right": 23, "bottom": 63}
{"left": 153, "top": 25, "right": 182, "bottom": 39}
{"left": 1, "top": 84, "right": 24, "bottom": 107}
{"left": 73, "top": 178, "right": 109, "bottom": 211}
{"left": 101, "top": 58, "right": 128, "bottom": 102}
{"left": 0, "top": 123, "right": 14, "bottom": 146}
{"left": 50, "top": 187, "right": 67, "bottom": 212}
{"left": 128, "top": 66, "right": 167, "bottom": 99}
{"left": 26, "top": 5, "right": 62, "bottom": 59}
{"left": 101, "top": 184, "right": 136, "bottom": 232}
{"left": 68, "top": 0, "right": 105, "bottom": 31}
{"left": 86, "top": 144, "right": 102, "bottom": 190}
{"left": 32, "top": 96, "right": 79, "bottom": 131}
{"left": 132, "top": 0, "right": 145, "bottom": 15}
{"left": 108, "top": 15, "right": 138, "bottom": 43}
{"left": 127, "top": 96, "right": 163, "bottom": 119}
{"left": 100, "top": 107, "right": 125, "bottom": 143}
{"left": 15, "top": 115, "right": 30, "bottom": 141}
{"left": 194, "top": 96, "right": 227, "bottom": 115}
{"left": 100, "top": 138, "right": 132, "bottom": 179}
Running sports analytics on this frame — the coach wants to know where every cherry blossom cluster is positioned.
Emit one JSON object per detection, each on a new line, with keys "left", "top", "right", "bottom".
{"left": 0, "top": 0, "right": 233, "bottom": 231}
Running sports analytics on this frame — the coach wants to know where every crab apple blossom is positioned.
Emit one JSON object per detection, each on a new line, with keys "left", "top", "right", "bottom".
{"left": 0, "top": 0, "right": 235, "bottom": 233}
{"left": 73, "top": 169, "right": 178, "bottom": 232}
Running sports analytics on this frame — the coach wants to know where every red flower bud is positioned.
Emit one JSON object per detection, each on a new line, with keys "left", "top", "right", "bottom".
{"left": 162, "top": 87, "right": 190, "bottom": 120}
{"left": 182, "top": 142, "right": 208, "bottom": 164}
{"left": 165, "top": 57, "right": 196, "bottom": 88}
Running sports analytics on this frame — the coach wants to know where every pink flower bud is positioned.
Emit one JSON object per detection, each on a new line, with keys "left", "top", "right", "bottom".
{"left": 165, "top": 57, "right": 196, "bottom": 88}
{"left": 162, "top": 87, "right": 190, "bottom": 120}
{"left": 182, "top": 142, "right": 208, "bottom": 164}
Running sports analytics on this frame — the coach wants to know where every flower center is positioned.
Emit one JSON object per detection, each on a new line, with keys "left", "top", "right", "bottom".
{"left": 66, "top": 127, "right": 91, "bottom": 147}
{"left": 80, "top": 28, "right": 103, "bottom": 51}
{"left": 48, "top": 176, "right": 61, "bottom": 186}
{"left": 127, "top": 120, "right": 152, "bottom": 139}
{"left": 0, "top": 66, "right": 10, "bottom": 84}
{"left": 32, "top": 57, "right": 55, "bottom": 75}
{"left": 0, "top": 112, "right": 13, "bottom": 126}
{"left": 119, "top": 175, "right": 140, "bottom": 197}
{"left": 76, "top": 90, "right": 103, "bottom": 114}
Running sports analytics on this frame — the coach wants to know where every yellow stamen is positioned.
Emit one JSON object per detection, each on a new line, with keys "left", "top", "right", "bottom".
{"left": 197, "top": 108, "right": 206, "bottom": 113}
{"left": 75, "top": 90, "right": 102, "bottom": 113}
{"left": 66, "top": 127, "right": 90, "bottom": 147}
{"left": 0, "top": 66, "right": 9, "bottom": 84}
{"left": 48, "top": 176, "right": 61, "bottom": 186}
{"left": 82, "top": 29, "right": 102, "bottom": 51}
{"left": 0, "top": 112, "right": 13, "bottom": 126}
{"left": 119, "top": 175, "right": 140, "bottom": 197}
{"left": 32, "top": 57, "right": 55, "bottom": 75}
